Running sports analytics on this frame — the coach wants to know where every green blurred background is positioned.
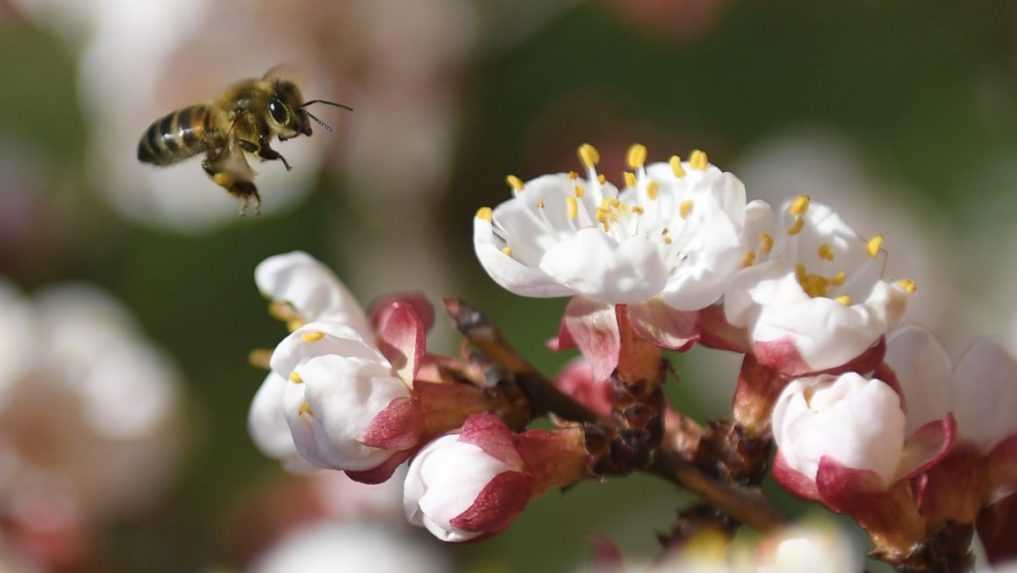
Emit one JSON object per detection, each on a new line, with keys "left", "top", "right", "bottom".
{"left": 1, "top": 0, "right": 1015, "bottom": 571}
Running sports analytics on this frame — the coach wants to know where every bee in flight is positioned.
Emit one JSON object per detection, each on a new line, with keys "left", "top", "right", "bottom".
{"left": 137, "top": 66, "right": 349, "bottom": 213}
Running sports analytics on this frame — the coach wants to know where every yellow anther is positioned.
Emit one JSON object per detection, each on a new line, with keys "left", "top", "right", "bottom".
{"left": 633, "top": 206, "right": 645, "bottom": 214}
{"left": 679, "top": 199, "right": 694, "bottom": 219}
{"left": 286, "top": 319, "right": 305, "bottom": 332}
{"left": 475, "top": 207, "right": 493, "bottom": 221}
{"left": 537, "top": 200, "right": 545, "bottom": 209}
{"left": 626, "top": 143, "right": 648, "bottom": 169}
{"left": 597, "top": 174, "right": 607, "bottom": 184}
{"left": 578, "top": 143, "right": 600, "bottom": 168}
{"left": 623, "top": 171, "right": 637, "bottom": 188}
{"left": 669, "top": 155, "right": 686, "bottom": 177}
{"left": 787, "top": 216, "right": 805, "bottom": 236}
{"left": 298, "top": 401, "right": 312, "bottom": 416}
{"left": 795, "top": 264, "right": 808, "bottom": 282}
{"left": 506, "top": 175, "right": 524, "bottom": 191}
{"left": 501, "top": 246, "right": 512, "bottom": 256}
{"left": 818, "top": 243, "right": 834, "bottom": 261}
{"left": 760, "top": 232, "right": 774, "bottom": 254}
{"left": 646, "top": 180, "right": 659, "bottom": 200}
{"left": 897, "top": 279, "right": 917, "bottom": 294}
{"left": 289, "top": 371, "right": 304, "bottom": 384}
{"left": 689, "top": 149, "right": 709, "bottom": 170}
{"left": 248, "top": 348, "right": 272, "bottom": 370}
{"left": 566, "top": 195, "right": 578, "bottom": 220}
{"left": 789, "top": 195, "right": 811, "bottom": 216}
{"left": 301, "top": 330, "right": 325, "bottom": 343}
{"left": 831, "top": 271, "right": 846, "bottom": 286}
{"left": 567, "top": 171, "right": 578, "bottom": 180}
{"left": 664, "top": 236, "right": 673, "bottom": 245}
{"left": 268, "top": 300, "right": 301, "bottom": 323}
{"left": 834, "top": 295, "right": 853, "bottom": 306}
{"left": 741, "top": 251, "right": 757, "bottom": 268}
{"left": 867, "top": 235, "right": 884, "bottom": 257}
{"left": 574, "top": 184, "right": 585, "bottom": 198}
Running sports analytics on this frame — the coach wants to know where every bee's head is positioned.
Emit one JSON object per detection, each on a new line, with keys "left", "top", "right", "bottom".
{"left": 268, "top": 79, "right": 352, "bottom": 143}
{"left": 268, "top": 80, "right": 312, "bottom": 140}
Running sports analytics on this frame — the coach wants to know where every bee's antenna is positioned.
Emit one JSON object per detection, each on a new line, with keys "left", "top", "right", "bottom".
{"left": 302, "top": 99, "right": 353, "bottom": 112}
{"left": 305, "top": 111, "right": 333, "bottom": 132}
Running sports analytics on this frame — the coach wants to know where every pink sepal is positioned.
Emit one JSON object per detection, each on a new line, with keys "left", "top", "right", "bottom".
{"left": 555, "top": 358, "right": 613, "bottom": 417}
{"left": 360, "top": 396, "right": 423, "bottom": 451}
{"left": 458, "top": 414, "right": 524, "bottom": 469}
{"left": 977, "top": 493, "right": 1017, "bottom": 565}
{"left": 772, "top": 453, "right": 821, "bottom": 501}
{"left": 369, "top": 292, "right": 435, "bottom": 332}
{"left": 553, "top": 297, "right": 621, "bottom": 381}
{"left": 513, "top": 429, "right": 589, "bottom": 492}
{"left": 626, "top": 299, "right": 699, "bottom": 351}
{"left": 373, "top": 301, "right": 427, "bottom": 384}
{"left": 697, "top": 304, "right": 750, "bottom": 353}
{"left": 815, "top": 456, "right": 886, "bottom": 514}
{"left": 449, "top": 470, "right": 534, "bottom": 534}
{"left": 345, "top": 450, "right": 413, "bottom": 484}
{"left": 897, "top": 414, "right": 957, "bottom": 480}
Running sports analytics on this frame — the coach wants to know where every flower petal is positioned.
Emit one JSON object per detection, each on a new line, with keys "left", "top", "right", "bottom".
{"left": 555, "top": 358, "right": 613, "bottom": 417}
{"left": 885, "top": 326, "right": 952, "bottom": 435}
{"left": 539, "top": 229, "right": 667, "bottom": 305}
{"left": 255, "top": 251, "right": 371, "bottom": 336}
{"left": 369, "top": 293, "right": 435, "bottom": 333}
{"left": 626, "top": 299, "right": 699, "bottom": 351}
{"left": 558, "top": 297, "right": 620, "bottom": 382}
{"left": 473, "top": 212, "right": 573, "bottom": 298}
{"left": 372, "top": 301, "right": 427, "bottom": 386}
{"left": 270, "top": 321, "right": 385, "bottom": 380}
{"left": 895, "top": 414, "right": 956, "bottom": 481}
{"left": 952, "top": 338, "right": 1017, "bottom": 452}
{"left": 248, "top": 372, "right": 302, "bottom": 463}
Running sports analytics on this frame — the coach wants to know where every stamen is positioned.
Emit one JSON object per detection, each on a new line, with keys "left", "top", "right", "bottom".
{"left": 689, "top": 149, "right": 708, "bottom": 170}
{"left": 787, "top": 216, "right": 805, "bottom": 235}
{"left": 301, "top": 330, "right": 325, "bottom": 343}
{"left": 896, "top": 279, "right": 917, "bottom": 294}
{"left": 501, "top": 246, "right": 512, "bottom": 256}
{"left": 834, "top": 295, "right": 853, "bottom": 306}
{"left": 289, "top": 371, "right": 303, "bottom": 383}
{"left": 578, "top": 144, "right": 600, "bottom": 169}
{"left": 476, "top": 207, "right": 493, "bottom": 221}
{"left": 679, "top": 200, "right": 694, "bottom": 219}
{"left": 623, "top": 172, "right": 637, "bottom": 188}
{"left": 626, "top": 144, "right": 648, "bottom": 169}
{"left": 567, "top": 171, "right": 578, "bottom": 180}
{"left": 537, "top": 200, "right": 545, "bottom": 209}
{"left": 566, "top": 196, "right": 578, "bottom": 220}
{"left": 789, "top": 195, "right": 811, "bottom": 216}
{"left": 867, "top": 235, "right": 884, "bottom": 257}
{"left": 298, "top": 401, "right": 312, "bottom": 416}
{"left": 646, "top": 180, "right": 659, "bottom": 200}
{"left": 597, "top": 174, "right": 607, "bottom": 184}
{"left": 506, "top": 175, "right": 524, "bottom": 191}
{"left": 741, "top": 251, "right": 756, "bottom": 267}
{"left": 633, "top": 206, "right": 645, "bottom": 214}
{"left": 831, "top": 271, "right": 846, "bottom": 286}
{"left": 287, "top": 319, "right": 305, "bottom": 332}
{"left": 760, "top": 232, "right": 774, "bottom": 254}
{"left": 818, "top": 243, "right": 834, "bottom": 261}
{"left": 248, "top": 348, "right": 272, "bottom": 370}
{"left": 268, "top": 300, "right": 300, "bottom": 323}
{"left": 669, "top": 155, "right": 686, "bottom": 178}
{"left": 574, "top": 184, "right": 585, "bottom": 198}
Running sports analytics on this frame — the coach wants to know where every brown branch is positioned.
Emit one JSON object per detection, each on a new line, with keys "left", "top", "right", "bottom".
{"left": 443, "top": 297, "right": 787, "bottom": 533}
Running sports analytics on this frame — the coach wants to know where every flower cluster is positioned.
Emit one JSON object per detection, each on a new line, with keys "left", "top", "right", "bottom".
{"left": 248, "top": 252, "right": 590, "bottom": 541}
{"left": 245, "top": 143, "right": 1016, "bottom": 571}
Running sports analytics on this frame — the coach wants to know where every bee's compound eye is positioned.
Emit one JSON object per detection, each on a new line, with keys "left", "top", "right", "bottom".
{"left": 268, "top": 98, "right": 288, "bottom": 124}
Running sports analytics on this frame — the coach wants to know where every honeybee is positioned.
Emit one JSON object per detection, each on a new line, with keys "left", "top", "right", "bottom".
{"left": 137, "top": 67, "right": 349, "bottom": 212}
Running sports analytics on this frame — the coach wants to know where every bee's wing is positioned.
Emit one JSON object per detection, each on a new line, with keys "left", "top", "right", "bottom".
{"left": 263, "top": 63, "right": 305, "bottom": 87}
{"left": 219, "top": 143, "right": 257, "bottom": 180}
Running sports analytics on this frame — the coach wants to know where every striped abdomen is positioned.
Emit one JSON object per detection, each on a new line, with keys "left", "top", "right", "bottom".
{"left": 137, "top": 105, "right": 212, "bottom": 166}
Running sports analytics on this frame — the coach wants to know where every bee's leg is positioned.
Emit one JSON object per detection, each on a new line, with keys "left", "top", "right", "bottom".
{"left": 256, "top": 141, "right": 293, "bottom": 171}
{"left": 202, "top": 158, "right": 261, "bottom": 215}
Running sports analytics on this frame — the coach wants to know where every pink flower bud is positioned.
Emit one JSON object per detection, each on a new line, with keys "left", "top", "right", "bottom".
{"left": 403, "top": 414, "right": 534, "bottom": 542}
